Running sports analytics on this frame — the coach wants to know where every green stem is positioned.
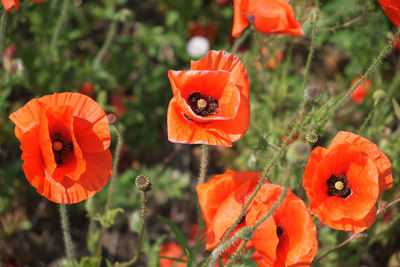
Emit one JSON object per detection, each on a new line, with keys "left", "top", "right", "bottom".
{"left": 301, "top": 11, "right": 317, "bottom": 94}
{"left": 0, "top": 9, "right": 7, "bottom": 60}
{"left": 93, "top": 17, "right": 117, "bottom": 69}
{"left": 331, "top": 27, "right": 400, "bottom": 113}
{"left": 96, "top": 124, "right": 123, "bottom": 256}
{"left": 224, "top": 188, "right": 288, "bottom": 267}
{"left": 197, "top": 144, "right": 208, "bottom": 186}
{"left": 359, "top": 99, "right": 379, "bottom": 133}
{"left": 208, "top": 232, "right": 241, "bottom": 267}
{"left": 59, "top": 204, "right": 76, "bottom": 266}
{"left": 116, "top": 191, "right": 148, "bottom": 266}
{"left": 202, "top": 12, "right": 318, "bottom": 267}
{"left": 231, "top": 29, "right": 251, "bottom": 54}
{"left": 50, "top": 0, "right": 69, "bottom": 59}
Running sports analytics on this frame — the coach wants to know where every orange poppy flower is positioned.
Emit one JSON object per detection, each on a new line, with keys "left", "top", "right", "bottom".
{"left": 378, "top": 0, "right": 400, "bottom": 27}
{"left": 1, "top": 0, "right": 43, "bottom": 11}
{"left": 247, "top": 185, "right": 318, "bottom": 266}
{"left": 9, "top": 92, "right": 112, "bottom": 204}
{"left": 167, "top": 50, "right": 250, "bottom": 147}
{"left": 160, "top": 242, "right": 186, "bottom": 267}
{"left": 350, "top": 77, "right": 371, "bottom": 104}
{"left": 232, "top": 0, "right": 303, "bottom": 37}
{"left": 197, "top": 170, "right": 318, "bottom": 265}
{"left": 303, "top": 131, "right": 393, "bottom": 232}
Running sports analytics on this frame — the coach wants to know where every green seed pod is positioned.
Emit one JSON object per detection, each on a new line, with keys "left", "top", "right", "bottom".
{"left": 286, "top": 140, "right": 311, "bottom": 164}
{"left": 238, "top": 226, "right": 254, "bottom": 241}
{"left": 306, "top": 130, "right": 318, "bottom": 145}
{"left": 373, "top": 89, "right": 386, "bottom": 102}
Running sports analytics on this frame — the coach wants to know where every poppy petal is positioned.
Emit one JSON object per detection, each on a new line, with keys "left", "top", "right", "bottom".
{"left": 39, "top": 92, "right": 111, "bottom": 153}
{"left": 190, "top": 50, "right": 250, "bottom": 99}
{"left": 168, "top": 70, "right": 240, "bottom": 122}
{"left": 167, "top": 98, "right": 233, "bottom": 147}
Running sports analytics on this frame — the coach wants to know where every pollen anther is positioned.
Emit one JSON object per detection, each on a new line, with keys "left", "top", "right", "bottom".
{"left": 197, "top": 98, "right": 207, "bottom": 110}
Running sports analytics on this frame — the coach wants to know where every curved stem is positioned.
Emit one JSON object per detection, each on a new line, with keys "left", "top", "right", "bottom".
{"left": 50, "top": 0, "right": 69, "bottom": 59}
{"left": 203, "top": 12, "right": 319, "bottom": 267}
{"left": 311, "top": 233, "right": 363, "bottom": 265}
{"left": 231, "top": 29, "right": 251, "bottom": 54}
{"left": 97, "top": 124, "right": 123, "bottom": 256}
{"left": 224, "top": 188, "right": 288, "bottom": 267}
{"left": 331, "top": 27, "right": 400, "bottom": 113}
{"left": 116, "top": 191, "right": 148, "bottom": 266}
{"left": 0, "top": 9, "right": 8, "bottom": 60}
{"left": 93, "top": 17, "right": 117, "bottom": 69}
{"left": 59, "top": 204, "right": 76, "bottom": 266}
{"left": 197, "top": 144, "right": 209, "bottom": 186}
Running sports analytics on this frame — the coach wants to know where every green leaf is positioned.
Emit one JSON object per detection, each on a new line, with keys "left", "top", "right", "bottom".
{"left": 91, "top": 208, "right": 124, "bottom": 228}
{"left": 157, "top": 215, "right": 191, "bottom": 265}
{"left": 392, "top": 98, "right": 400, "bottom": 120}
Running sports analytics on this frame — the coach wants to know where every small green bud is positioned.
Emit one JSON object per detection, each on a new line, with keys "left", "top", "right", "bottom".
{"left": 238, "top": 226, "right": 254, "bottom": 241}
{"left": 373, "top": 89, "right": 386, "bottom": 102}
{"left": 135, "top": 174, "right": 152, "bottom": 192}
{"left": 306, "top": 130, "right": 318, "bottom": 145}
{"left": 286, "top": 140, "right": 311, "bottom": 164}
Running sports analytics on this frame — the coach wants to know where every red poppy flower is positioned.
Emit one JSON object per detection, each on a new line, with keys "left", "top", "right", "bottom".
{"left": 303, "top": 131, "right": 393, "bottom": 232}
{"left": 350, "top": 77, "right": 371, "bottom": 104}
{"left": 167, "top": 50, "right": 250, "bottom": 147}
{"left": 160, "top": 242, "right": 186, "bottom": 267}
{"left": 1, "top": 0, "right": 43, "bottom": 11}
{"left": 246, "top": 185, "right": 318, "bottom": 266}
{"left": 197, "top": 170, "right": 318, "bottom": 265}
{"left": 378, "top": 0, "right": 400, "bottom": 27}
{"left": 9, "top": 92, "right": 112, "bottom": 204}
{"left": 232, "top": 0, "right": 303, "bottom": 37}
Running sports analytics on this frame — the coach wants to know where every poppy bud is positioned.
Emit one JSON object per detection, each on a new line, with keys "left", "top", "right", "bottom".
{"left": 238, "top": 226, "right": 254, "bottom": 241}
{"left": 107, "top": 113, "right": 117, "bottom": 125}
{"left": 135, "top": 174, "right": 152, "bottom": 192}
{"left": 373, "top": 89, "right": 386, "bottom": 102}
{"left": 286, "top": 140, "right": 311, "bottom": 164}
{"left": 306, "top": 130, "right": 318, "bottom": 145}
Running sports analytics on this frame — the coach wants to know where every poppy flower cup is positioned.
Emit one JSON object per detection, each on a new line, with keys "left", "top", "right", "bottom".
{"left": 167, "top": 50, "right": 250, "bottom": 147}
{"left": 378, "top": 0, "right": 400, "bottom": 27}
{"left": 9, "top": 92, "right": 112, "bottom": 204}
{"left": 197, "top": 170, "right": 318, "bottom": 266}
{"left": 232, "top": 0, "right": 303, "bottom": 37}
{"left": 303, "top": 131, "right": 393, "bottom": 232}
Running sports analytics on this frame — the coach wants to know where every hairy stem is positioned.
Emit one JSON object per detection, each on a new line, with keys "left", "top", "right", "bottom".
{"left": 97, "top": 124, "right": 123, "bottom": 256}
{"left": 197, "top": 144, "right": 209, "bottom": 186}
{"left": 116, "top": 191, "right": 148, "bottom": 266}
{"left": 224, "top": 188, "right": 288, "bottom": 267}
{"left": 59, "top": 204, "right": 76, "bottom": 266}
{"left": 231, "top": 28, "right": 250, "bottom": 54}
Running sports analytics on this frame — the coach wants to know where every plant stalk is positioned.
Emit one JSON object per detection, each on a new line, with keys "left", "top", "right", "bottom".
{"left": 59, "top": 204, "right": 76, "bottom": 266}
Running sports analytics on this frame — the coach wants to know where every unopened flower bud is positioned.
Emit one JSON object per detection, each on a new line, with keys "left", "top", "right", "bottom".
{"left": 373, "top": 89, "right": 386, "bottom": 102}
{"left": 107, "top": 113, "right": 117, "bottom": 125}
{"left": 238, "top": 226, "right": 254, "bottom": 241}
{"left": 306, "top": 130, "right": 318, "bottom": 145}
{"left": 135, "top": 174, "right": 152, "bottom": 192}
{"left": 286, "top": 140, "right": 311, "bottom": 164}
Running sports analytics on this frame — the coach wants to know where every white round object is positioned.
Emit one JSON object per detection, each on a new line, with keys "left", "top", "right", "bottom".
{"left": 186, "top": 36, "right": 210, "bottom": 58}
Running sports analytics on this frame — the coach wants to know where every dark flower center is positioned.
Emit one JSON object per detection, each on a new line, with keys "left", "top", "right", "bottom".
{"left": 188, "top": 92, "right": 218, "bottom": 117}
{"left": 327, "top": 174, "right": 351, "bottom": 198}
{"left": 51, "top": 132, "right": 73, "bottom": 165}
{"left": 276, "top": 225, "right": 284, "bottom": 237}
